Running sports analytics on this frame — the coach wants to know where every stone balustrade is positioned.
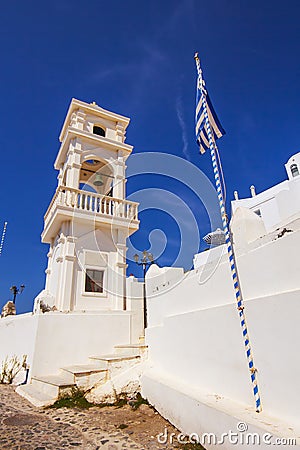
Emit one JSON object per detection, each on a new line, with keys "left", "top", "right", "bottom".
{"left": 44, "top": 186, "right": 138, "bottom": 227}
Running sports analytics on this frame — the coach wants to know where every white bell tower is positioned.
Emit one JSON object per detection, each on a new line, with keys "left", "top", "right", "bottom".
{"left": 41, "top": 99, "right": 139, "bottom": 312}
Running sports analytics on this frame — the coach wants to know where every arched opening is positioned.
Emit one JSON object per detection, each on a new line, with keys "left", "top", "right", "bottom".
{"left": 79, "top": 159, "right": 113, "bottom": 196}
{"left": 79, "top": 183, "right": 97, "bottom": 193}
{"left": 93, "top": 125, "right": 105, "bottom": 137}
{"left": 291, "top": 164, "right": 299, "bottom": 178}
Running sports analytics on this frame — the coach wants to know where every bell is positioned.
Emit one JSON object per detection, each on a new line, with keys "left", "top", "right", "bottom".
{"left": 93, "top": 174, "right": 104, "bottom": 186}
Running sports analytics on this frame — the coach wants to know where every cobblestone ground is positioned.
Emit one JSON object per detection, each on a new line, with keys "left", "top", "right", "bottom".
{"left": 0, "top": 385, "right": 184, "bottom": 449}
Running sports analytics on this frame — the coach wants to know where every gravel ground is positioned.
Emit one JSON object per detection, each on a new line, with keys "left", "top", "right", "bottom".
{"left": 0, "top": 385, "right": 188, "bottom": 449}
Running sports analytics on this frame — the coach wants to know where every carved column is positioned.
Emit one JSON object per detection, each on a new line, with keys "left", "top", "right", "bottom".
{"left": 56, "top": 231, "right": 77, "bottom": 312}
{"left": 66, "top": 138, "right": 82, "bottom": 189}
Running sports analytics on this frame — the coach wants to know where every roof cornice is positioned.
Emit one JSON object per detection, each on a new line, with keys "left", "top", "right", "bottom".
{"left": 59, "top": 98, "right": 131, "bottom": 143}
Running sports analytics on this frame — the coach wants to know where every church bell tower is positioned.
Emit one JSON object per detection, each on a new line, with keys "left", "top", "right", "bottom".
{"left": 40, "top": 99, "right": 139, "bottom": 312}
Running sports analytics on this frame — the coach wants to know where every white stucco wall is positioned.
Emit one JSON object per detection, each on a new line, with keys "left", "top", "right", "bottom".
{"left": 0, "top": 311, "right": 133, "bottom": 379}
{"left": 145, "top": 301, "right": 253, "bottom": 405}
{"left": 146, "top": 262, "right": 234, "bottom": 328}
{"left": 30, "top": 312, "right": 131, "bottom": 376}
{"left": 0, "top": 314, "right": 39, "bottom": 383}
{"left": 147, "top": 220, "right": 300, "bottom": 329}
{"left": 245, "top": 290, "right": 300, "bottom": 426}
{"left": 126, "top": 276, "right": 144, "bottom": 342}
{"left": 141, "top": 370, "right": 300, "bottom": 449}
{"left": 142, "top": 214, "right": 300, "bottom": 438}
{"left": 144, "top": 289, "right": 300, "bottom": 424}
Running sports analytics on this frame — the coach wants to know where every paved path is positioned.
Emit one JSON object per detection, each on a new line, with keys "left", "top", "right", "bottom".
{"left": 0, "top": 386, "right": 182, "bottom": 449}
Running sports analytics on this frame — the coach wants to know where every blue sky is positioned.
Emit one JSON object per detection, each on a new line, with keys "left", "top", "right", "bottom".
{"left": 0, "top": 0, "right": 299, "bottom": 313}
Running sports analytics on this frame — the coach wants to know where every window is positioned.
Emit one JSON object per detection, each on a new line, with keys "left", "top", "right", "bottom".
{"left": 85, "top": 269, "right": 104, "bottom": 293}
{"left": 291, "top": 164, "right": 299, "bottom": 178}
{"left": 93, "top": 125, "right": 105, "bottom": 137}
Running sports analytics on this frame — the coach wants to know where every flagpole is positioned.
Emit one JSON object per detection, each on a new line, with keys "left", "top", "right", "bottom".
{"left": 194, "top": 53, "right": 262, "bottom": 413}
{"left": 0, "top": 222, "right": 7, "bottom": 256}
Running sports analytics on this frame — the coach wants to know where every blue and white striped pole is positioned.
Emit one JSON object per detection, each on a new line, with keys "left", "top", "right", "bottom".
{"left": 194, "top": 53, "right": 262, "bottom": 412}
{"left": 0, "top": 222, "right": 7, "bottom": 256}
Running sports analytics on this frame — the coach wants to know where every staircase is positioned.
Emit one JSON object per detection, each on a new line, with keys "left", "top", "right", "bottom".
{"left": 16, "top": 343, "right": 147, "bottom": 407}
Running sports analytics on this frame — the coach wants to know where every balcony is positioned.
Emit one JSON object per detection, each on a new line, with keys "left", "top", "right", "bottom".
{"left": 42, "top": 186, "right": 139, "bottom": 243}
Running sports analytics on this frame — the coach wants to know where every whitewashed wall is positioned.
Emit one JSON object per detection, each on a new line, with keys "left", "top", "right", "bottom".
{"left": 142, "top": 211, "right": 300, "bottom": 441}
{"left": 126, "top": 275, "right": 144, "bottom": 342}
{"left": 31, "top": 312, "right": 131, "bottom": 376}
{"left": 0, "top": 314, "right": 39, "bottom": 383}
{"left": 0, "top": 311, "right": 133, "bottom": 379}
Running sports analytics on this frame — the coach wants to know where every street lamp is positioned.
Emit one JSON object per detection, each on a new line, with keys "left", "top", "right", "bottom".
{"left": 10, "top": 284, "right": 25, "bottom": 305}
{"left": 133, "top": 251, "right": 155, "bottom": 330}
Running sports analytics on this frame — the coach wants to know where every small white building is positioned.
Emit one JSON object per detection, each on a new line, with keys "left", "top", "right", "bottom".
{"left": 231, "top": 152, "right": 300, "bottom": 231}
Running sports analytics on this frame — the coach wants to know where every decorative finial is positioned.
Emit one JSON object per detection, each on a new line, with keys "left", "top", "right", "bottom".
{"left": 194, "top": 52, "right": 201, "bottom": 74}
{"left": 91, "top": 101, "right": 97, "bottom": 106}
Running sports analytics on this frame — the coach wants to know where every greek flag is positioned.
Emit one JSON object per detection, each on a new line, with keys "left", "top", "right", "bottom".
{"left": 195, "top": 79, "right": 225, "bottom": 154}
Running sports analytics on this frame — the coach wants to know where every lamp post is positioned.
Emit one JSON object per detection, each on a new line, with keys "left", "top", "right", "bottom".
{"left": 133, "top": 251, "right": 155, "bottom": 330}
{"left": 10, "top": 284, "right": 25, "bottom": 305}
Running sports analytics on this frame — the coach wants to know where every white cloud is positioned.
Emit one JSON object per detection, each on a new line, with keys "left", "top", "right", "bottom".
{"left": 176, "top": 94, "right": 190, "bottom": 160}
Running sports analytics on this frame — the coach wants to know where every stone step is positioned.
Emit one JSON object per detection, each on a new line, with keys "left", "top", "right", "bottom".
{"left": 86, "top": 357, "right": 145, "bottom": 405}
{"left": 61, "top": 364, "right": 108, "bottom": 390}
{"left": 89, "top": 353, "right": 141, "bottom": 379}
{"left": 114, "top": 343, "right": 148, "bottom": 356}
{"left": 62, "top": 363, "right": 107, "bottom": 374}
{"left": 115, "top": 344, "right": 148, "bottom": 348}
{"left": 89, "top": 352, "right": 140, "bottom": 362}
{"left": 16, "top": 349, "right": 143, "bottom": 407}
{"left": 16, "top": 384, "right": 56, "bottom": 408}
{"left": 32, "top": 373, "right": 75, "bottom": 385}
{"left": 31, "top": 374, "right": 75, "bottom": 398}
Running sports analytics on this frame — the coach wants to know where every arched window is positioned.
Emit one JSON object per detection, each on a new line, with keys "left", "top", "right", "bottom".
{"left": 93, "top": 125, "right": 105, "bottom": 137}
{"left": 291, "top": 164, "right": 299, "bottom": 178}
